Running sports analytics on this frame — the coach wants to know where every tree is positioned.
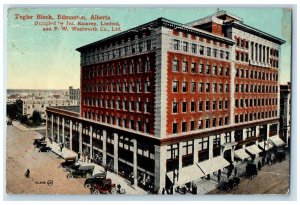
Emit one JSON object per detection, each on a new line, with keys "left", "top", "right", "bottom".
{"left": 7, "top": 104, "right": 17, "bottom": 120}
{"left": 31, "top": 110, "right": 42, "bottom": 125}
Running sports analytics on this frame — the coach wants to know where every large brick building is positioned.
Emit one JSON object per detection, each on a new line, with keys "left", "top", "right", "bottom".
{"left": 46, "top": 11, "right": 286, "bottom": 193}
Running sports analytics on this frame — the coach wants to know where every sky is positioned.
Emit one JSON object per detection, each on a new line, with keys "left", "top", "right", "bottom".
{"left": 6, "top": 7, "right": 292, "bottom": 89}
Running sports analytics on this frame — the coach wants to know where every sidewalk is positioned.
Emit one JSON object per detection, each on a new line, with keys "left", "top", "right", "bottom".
{"left": 47, "top": 140, "right": 147, "bottom": 195}
{"left": 12, "top": 120, "right": 45, "bottom": 131}
{"left": 46, "top": 139, "right": 77, "bottom": 159}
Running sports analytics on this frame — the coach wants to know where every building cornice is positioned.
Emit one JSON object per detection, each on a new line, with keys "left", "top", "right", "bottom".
{"left": 76, "top": 17, "right": 235, "bottom": 52}
{"left": 225, "top": 21, "right": 286, "bottom": 45}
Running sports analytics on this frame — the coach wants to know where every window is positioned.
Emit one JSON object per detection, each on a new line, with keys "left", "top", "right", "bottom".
{"left": 172, "top": 123, "right": 178, "bottom": 134}
{"left": 174, "top": 39, "right": 180, "bottom": 50}
{"left": 192, "top": 44, "right": 197, "bottom": 53}
{"left": 226, "top": 52, "right": 230, "bottom": 60}
{"left": 172, "top": 102, "right": 178, "bottom": 113}
{"left": 198, "top": 120, "right": 203, "bottom": 129}
{"left": 206, "top": 100, "right": 210, "bottom": 110}
{"left": 182, "top": 61, "right": 188, "bottom": 72}
{"left": 213, "top": 49, "right": 217, "bottom": 57}
{"left": 199, "top": 83, "right": 203, "bottom": 92}
{"left": 190, "top": 121, "right": 195, "bottom": 131}
{"left": 182, "top": 122, "right": 187, "bottom": 132}
{"left": 123, "top": 82, "right": 128, "bottom": 92}
{"left": 198, "top": 101, "right": 203, "bottom": 111}
{"left": 182, "top": 82, "right": 187, "bottom": 92}
{"left": 219, "top": 84, "right": 223, "bottom": 92}
{"left": 130, "top": 101, "right": 134, "bottom": 111}
{"left": 199, "top": 46, "right": 204, "bottom": 55}
{"left": 213, "top": 83, "right": 217, "bottom": 93}
{"left": 213, "top": 101, "right": 216, "bottom": 110}
{"left": 220, "top": 50, "right": 224, "bottom": 59}
{"left": 191, "top": 82, "right": 196, "bottom": 92}
{"left": 183, "top": 42, "right": 189, "bottom": 52}
{"left": 205, "top": 83, "right": 210, "bottom": 92}
{"left": 207, "top": 47, "right": 211, "bottom": 56}
{"left": 225, "top": 84, "right": 229, "bottom": 92}
{"left": 191, "top": 63, "right": 196, "bottom": 73}
{"left": 219, "top": 101, "right": 223, "bottom": 109}
{"left": 136, "top": 101, "right": 142, "bottom": 112}
{"left": 199, "top": 64, "right": 203, "bottom": 74}
{"left": 206, "top": 119, "right": 210, "bottom": 128}
{"left": 137, "top": 81, "right": 142, "bottom": 93}
{"left": 191, "top": 101, "right": 195, "bottom": 112}
{"left": 213, "top": 66, "right": 217, "bottom": 75}
{"left": 173, "top": 60, "right": 179, "bottom": 72}
{"left": 206, "top": 65, "right": 210, "bottom": 74}
{"left": 144, "top": 102, "right": 149, "bottom": 113}
{"left": 182, "top": 102, "right": 187, "bottom": 112}
{"left": 172, "top": 81, "right": 179, "bottom": 92}
{"left": 212, "top": 118, "right": 216, "bottom": 127}
{"left": 145, "top": 81, "right": 150, "bottom": 93}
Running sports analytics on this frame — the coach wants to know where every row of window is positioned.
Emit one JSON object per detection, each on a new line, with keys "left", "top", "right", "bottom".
{"left": 172, "top": 100, "right": 229, "bottom": 113}
{"left": 172, "top": 116, "right": 229, "bottom": 134}
{"left": 83, "top": 80, "right": 152, "bottom": 93}
{"left": 172, "top": 59, "right": 230, "bottom": 76}
{"left": 173, "top": 39, "right": 230, "bottom": 60}
{"left": 82, "top": 59, "right": 152, "bottom": 79}
{"left": 172, "top": 81, "right": 229, "bottom": 93}
{"left": 235, "top": 68, "right": 278, "bottom": 81}
{"left": 235, "top": 51, "right": 249, "bottom": 62}
{"left": 83, "top": 111, "right": 151, "bottom": 134}
{"left": 83, "top": 98, "right": 151, "bottom": 113}
{"left": 235, "top": 37, "right": 249, "bottom": 49}
{"left": 234, "top": 110, "right": 277, "bottom": 123}
{"left": 235, "top": 98, "right": 278, "bottom": 108}
{"left": 270, "top": 59, "right": 279, "bottom": 68}
{"left": 82, "top": 39, "right": 153, "bottom": 64}
{"left": 235, "top": 84, "right": 278, "bottom": 93}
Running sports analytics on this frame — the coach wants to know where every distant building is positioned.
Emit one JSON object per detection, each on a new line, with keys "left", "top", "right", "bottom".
{"left": 69, "top": 86, "right": 80, "bottom": 105}
{"left": 280, "top": 83, "right": 291, "bottom": 146}
{"left": 16, "top": 98, "right": 78, "bottom": 119}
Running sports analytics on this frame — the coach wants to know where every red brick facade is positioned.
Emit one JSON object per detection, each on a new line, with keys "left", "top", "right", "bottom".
{"left": 80, "top": 52, "right": 156, "bottom": 135}
{"left": 166, "top": 51, "right": 231, "bottom": 135}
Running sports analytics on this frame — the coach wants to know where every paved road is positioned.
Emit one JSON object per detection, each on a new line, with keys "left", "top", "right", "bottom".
{"left": 209, "top": 154, "right": 290, "bottom": 195}
{"left": 6, "top": 124, "right": 90, "bottom": 194}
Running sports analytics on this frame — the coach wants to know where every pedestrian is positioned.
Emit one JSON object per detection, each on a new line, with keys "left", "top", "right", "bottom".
{"left": 25, "top": 169, "right": 30, "bottom": 178}
{"left": 117, "top": 184, "right": 121, "bottom": 194}
{"left": 130, "top": 173, "right": 135, "bottom": 185}
{"left": 77, "top": 152, "right": 81, "bottom": 161}
{"left": 162, "top": 188, "right": 165, "bottom": 195}
{"left": 258, "top": 161, "right": 262, "bottom": 171}
{"left": 60, "top": 143, "right": 63, "bottom": 152}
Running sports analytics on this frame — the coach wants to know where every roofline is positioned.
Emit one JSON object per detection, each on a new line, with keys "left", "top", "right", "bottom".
{"left": 226, "top": 20, "right": 286, "bottom": 45}
{"left": 76, "top": 17, "right": 235, "bottom": 52}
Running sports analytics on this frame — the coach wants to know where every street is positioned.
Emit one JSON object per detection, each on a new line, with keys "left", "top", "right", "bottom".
{"left": 6, "top": 124, "right": 90, "bottom": 194}
{"left": 209, "top": 154, "right": 290, "bottom": 194}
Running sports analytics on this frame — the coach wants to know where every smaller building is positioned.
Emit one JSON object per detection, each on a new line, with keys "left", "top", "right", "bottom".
{"left": 69, "top": 86, "right": 80, "bottom": 105}
{"left": 15, "top": 97, "right": 78, "bottom": 119}
{"left": 279, "top": 83, "right": 291, "bottom": 147}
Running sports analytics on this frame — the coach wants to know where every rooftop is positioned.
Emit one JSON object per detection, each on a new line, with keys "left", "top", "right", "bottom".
{"left": 55, "top": 106, "right": 80, "bottom": 113}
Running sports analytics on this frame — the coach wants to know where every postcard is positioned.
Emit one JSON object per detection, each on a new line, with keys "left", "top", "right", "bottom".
{"left": 6, "top": 7, "right": 292, "bottom": 196}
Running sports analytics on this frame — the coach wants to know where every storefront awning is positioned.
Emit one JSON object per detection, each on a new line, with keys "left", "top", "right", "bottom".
{"left": 269, "top": 136, "right": 285, "bottom": 147}
{"left": 246, "top": 144, "right": 262, "bottom": 155}
{"left": 166, "top": 164, "right": 205, "bottom": 186}
{"left": 197, "top": 156, "right": 230, "bottom": 175}
{"left": 258, "top": 141, "right": 273, "bottom": 151}
{"left": 234, "top": 149, "right": 251, "bottom": 160}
